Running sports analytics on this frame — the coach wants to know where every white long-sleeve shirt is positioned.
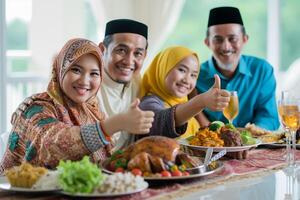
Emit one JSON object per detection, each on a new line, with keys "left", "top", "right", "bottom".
{"left": 97, "top": 71, "right": 140, "bottom": 151}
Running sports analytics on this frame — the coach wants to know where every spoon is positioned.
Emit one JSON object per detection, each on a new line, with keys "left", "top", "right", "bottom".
{"left": 185, "top": 148, "right": 212, "bottom": 174}
{"left": 186, "top": 148, "right": 225, "bottom": 174}
{"left": 206, "top": 149, "right": 227, "bottom": 165}
{"left": 204, "top": 148, "right": 213, "bottom": 166}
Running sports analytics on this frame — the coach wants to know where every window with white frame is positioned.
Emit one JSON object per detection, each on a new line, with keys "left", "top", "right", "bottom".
{"left": 0, "top": 0, "right": 99, "bottom": 133}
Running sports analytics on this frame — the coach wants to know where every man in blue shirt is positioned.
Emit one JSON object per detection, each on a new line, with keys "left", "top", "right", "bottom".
{"left": 194, "top": 6, "right": 280, "bottom": 131}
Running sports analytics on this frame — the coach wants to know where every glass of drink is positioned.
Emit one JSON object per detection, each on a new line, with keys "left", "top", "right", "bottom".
{"left": 278, "top": 92, "right": 292, "bottom": 166}
{"left": 223, "top": 91, "right": 239, "bottom": 124}
{"left": 279, "top": 91, "right": 300, "bottom": 168}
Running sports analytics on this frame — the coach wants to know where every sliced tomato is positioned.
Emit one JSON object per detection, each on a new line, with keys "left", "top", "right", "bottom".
{"left": 171, "top": 170, "right": 182, "bottom": 177}
{"left": 115, "top": 167, "right": 124, "bottom": 173}
{"left": 182, "top": 171, "right": 190, "bottom": 176}
{"left": 161, "top": 170, "right": 172, "bottom": 177}
{"left": 131, "top": 168, "right": 143, "bottom": 176}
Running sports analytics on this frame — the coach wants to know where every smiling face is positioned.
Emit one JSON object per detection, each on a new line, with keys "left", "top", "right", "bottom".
{"left": 62, "top": 54, "right": 101, "bottom": 104}
{"left": 164, "top": 55, "right": 199, "bottom": 98}
{"left": 102, "top": 33, "right": 147, "bottom": 83}
{"left": 205, "top": 23, "right": 248, "bottom": 73}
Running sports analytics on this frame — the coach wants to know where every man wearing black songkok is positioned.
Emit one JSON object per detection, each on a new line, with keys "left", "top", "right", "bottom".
{"left": 191, "top": 7, "right": 279, "bottom": 159}
{"left": 98, "top": 19, "right": 151, "bottom": 151}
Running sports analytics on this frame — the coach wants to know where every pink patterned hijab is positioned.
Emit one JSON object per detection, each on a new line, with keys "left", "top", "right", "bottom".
{"left": 47, "top": 38, "right": 105, "bottom": 125}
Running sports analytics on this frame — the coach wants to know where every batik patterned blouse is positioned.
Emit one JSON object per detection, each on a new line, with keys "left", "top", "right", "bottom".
{"left": 0, "top": 38, "right": 111, "bottom": 174}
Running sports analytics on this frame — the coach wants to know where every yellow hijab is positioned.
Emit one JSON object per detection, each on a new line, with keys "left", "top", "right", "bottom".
{"left": 140, "top": 46, "right": 200, "bottom": 138}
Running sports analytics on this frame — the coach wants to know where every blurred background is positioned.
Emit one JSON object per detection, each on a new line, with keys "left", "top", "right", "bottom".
{"left": 1, "top": 0, "right": 300, "bottom": 134}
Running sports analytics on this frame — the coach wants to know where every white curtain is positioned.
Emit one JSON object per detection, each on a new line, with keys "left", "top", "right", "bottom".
{"left": 90, "top": 0, "right": 186, "bottom": 72}
{"left": 282, "top": 59, "right": 300, "bottom": 93}
{"left": 30, "top": 0, "right": 86, "bottom": 75}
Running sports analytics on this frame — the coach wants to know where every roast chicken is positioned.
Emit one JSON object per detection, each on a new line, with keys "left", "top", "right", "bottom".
{"left": 110, "top": 136, "right": 199, "bottom": 173}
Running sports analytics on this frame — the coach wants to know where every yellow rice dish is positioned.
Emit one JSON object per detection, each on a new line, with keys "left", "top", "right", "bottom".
{"left": 5, "top": 162, "right": 48, "bottom": 188}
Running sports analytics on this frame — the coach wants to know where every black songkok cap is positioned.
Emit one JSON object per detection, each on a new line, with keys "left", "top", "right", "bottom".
{"left": 105, "top": 19, "right": 148, "bottom": 39}
{"left": 207, "top": 6, "right": 244, "bottom": 27}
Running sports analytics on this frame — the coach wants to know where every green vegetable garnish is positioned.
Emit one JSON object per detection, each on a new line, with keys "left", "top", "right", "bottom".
{"left": 110, "top": 149, "right": 124, "bottom": 161}
{"left": 209, "top": 121, "right": 224, "bottom": 131}
{"left": 241, "top": 134, "right": 256, "bottom": 145}
{"left": 58, "top": 156, "right": 104, "bottom": 194}
{"left": 114, "top": 158, "right": 128, "bottom": 169}
{"left": 240, "top": 130, "right": 255, "bottom": 145}
{"left": 240, "top": 130, "right": 252, "bottom": 137}
{"left": 225, "top": 123, "right": 236, "bottom": 130}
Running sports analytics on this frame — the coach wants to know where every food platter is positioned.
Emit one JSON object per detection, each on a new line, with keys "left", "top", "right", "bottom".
{"left": 260, "top": 142, "right": 300, "bottom": 149}
{"left": 254, "top": 130, "right": 300, "bottom": 149}
{"left": 178, "top": 138, "right": 261, "bottom": 153}
{"left": 101, "top": 159, "right": 224, "bottom": 181}
{"left": 0, "top": 182, "right": 60, "bottom": 193}
{"left": 60, "top": 182, "right": 148, "bottom": 197}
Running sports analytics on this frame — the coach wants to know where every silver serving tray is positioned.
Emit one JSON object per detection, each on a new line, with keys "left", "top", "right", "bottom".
{"left": 101, "top": 159, "right": 223, "bottom": 181}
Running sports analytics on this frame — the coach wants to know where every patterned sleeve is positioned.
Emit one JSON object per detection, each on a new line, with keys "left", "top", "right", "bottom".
{"left": 0, "top": 103, "right": 108, "bottom": 171}
{"left": 139, "top": 95, "right": 187, "bottom": 138}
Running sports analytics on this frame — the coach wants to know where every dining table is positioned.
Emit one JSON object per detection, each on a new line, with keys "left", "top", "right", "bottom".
{"left": 0, "top": 147, "right": 299, "bottom": 200}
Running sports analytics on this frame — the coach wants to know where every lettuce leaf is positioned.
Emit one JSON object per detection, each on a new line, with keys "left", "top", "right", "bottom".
{"left": 57, "top": 156, "right": 104, "bottom": 194}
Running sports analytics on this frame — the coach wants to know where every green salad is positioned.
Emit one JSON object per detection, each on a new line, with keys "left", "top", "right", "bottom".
{"left": 57, "top": 156, "right": 105, "bottom": 194}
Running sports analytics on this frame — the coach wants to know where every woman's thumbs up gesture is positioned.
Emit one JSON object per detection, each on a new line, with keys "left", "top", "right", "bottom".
{"left": 202, "top": 74, "right": 230, "bottom": 111}
{"left": 124, "top": 98, "right": 155, "bottom": 134}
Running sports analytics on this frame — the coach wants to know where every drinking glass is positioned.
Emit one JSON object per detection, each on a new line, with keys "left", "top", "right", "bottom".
{"left": 283, "top": 165, "right": 299, "bottom": 200}
{"left": 278, "top": 91, "right": 292, "bottom": 166}
{"left": 279, "top": 91, "right": 300, "bottom": 167}
{"left": 223, "top": 91, "right": 239, "bottom": 124}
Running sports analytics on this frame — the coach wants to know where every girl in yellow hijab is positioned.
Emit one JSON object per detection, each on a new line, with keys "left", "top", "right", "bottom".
{"left": 139, "top": 46, "right": 230, "bottom": 139}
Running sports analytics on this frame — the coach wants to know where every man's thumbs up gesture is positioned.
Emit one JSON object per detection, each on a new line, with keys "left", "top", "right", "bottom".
{"left": 212, "top": 74, "right": 221, "bottom": 89}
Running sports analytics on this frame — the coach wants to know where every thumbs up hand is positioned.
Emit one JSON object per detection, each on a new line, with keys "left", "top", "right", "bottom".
{"left": 212, "top": 74, "right": 221, "bottom": 89}
{"left": 123, "top": 98, "right": 155, "bottom": 134}
{"left": 201, "top": 74, "right": 230, "bottom": 111}
{"left": 130, "top": 98, "right": 140, "bottom": 109}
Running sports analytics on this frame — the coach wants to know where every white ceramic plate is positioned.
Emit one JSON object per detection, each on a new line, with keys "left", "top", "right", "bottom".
{"left": 258, "top": 141, "right": 279, "bottom": 145}
{"left": 60, "top": 182, "right": 148, "bottom": 197}
{"left": 256, "top": 130, "right": 300, "bottom": 148}
{"left": 178, "top": 138, "right": 261, "bottom": 153}
{"left": 0, "top": 182, "right": 60, "bottom": 193}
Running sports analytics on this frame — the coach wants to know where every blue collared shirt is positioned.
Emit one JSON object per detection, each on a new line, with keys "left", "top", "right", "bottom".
{"left": 196, "top": 55, "right": 280, "bottom": 130}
